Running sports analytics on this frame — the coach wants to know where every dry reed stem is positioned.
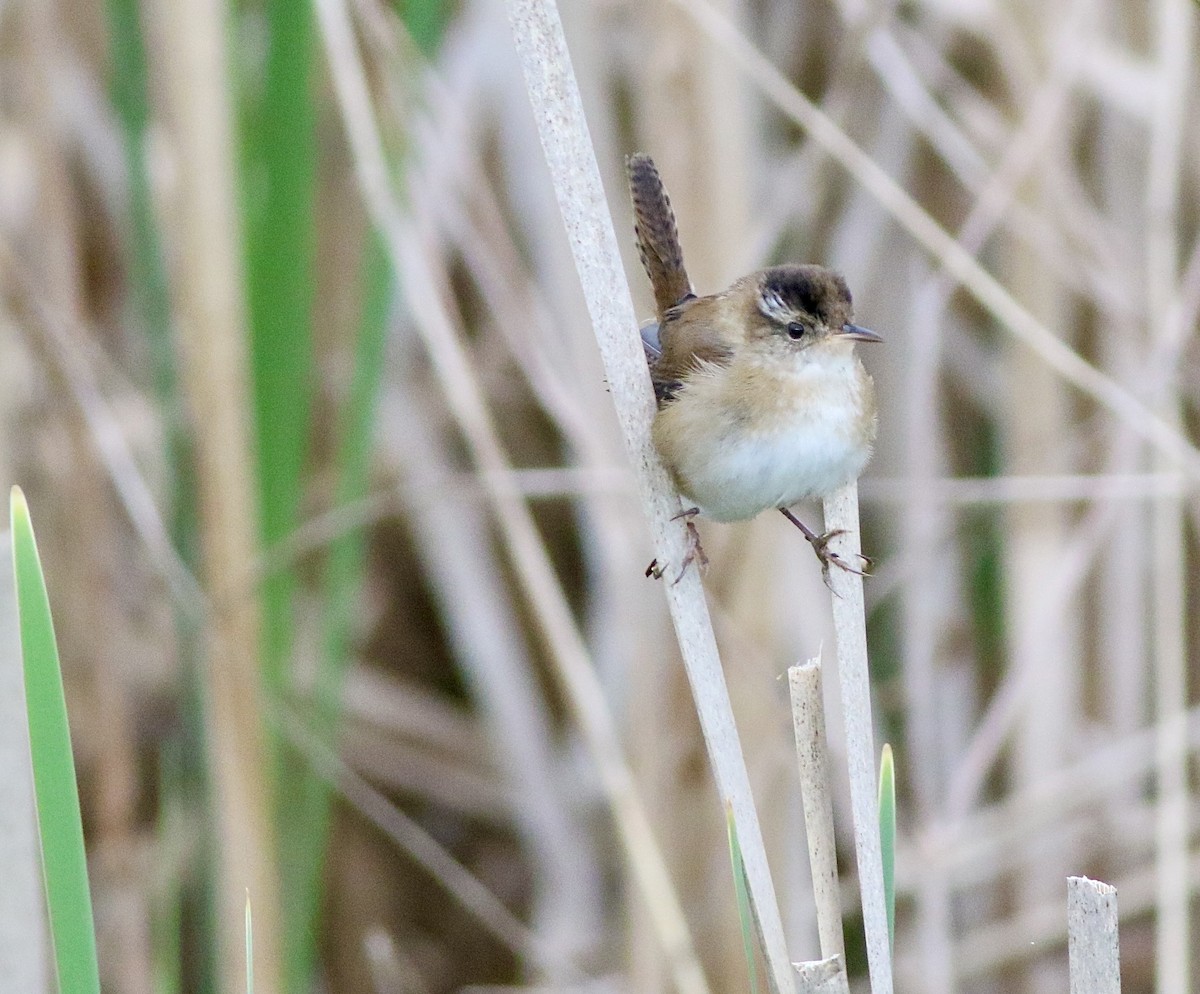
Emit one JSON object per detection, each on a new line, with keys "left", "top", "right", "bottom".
{"left": 788, "top": 660, "right": 844, "bottom": 961}
{"left": 898, "top": 285, "right": 955, "bottom": 994}
{"left": 794, "top": 955, "right": 850, "bottom": 994}
{"left": 154, "top": 0, "right": 281, "bottom": 989}
{"left": 1066, "top": 878, "right": 1121, "bottom": 994}
{"left": 313, "top": 2, "right": 708, "bottom": 992}
{"left": 822, "top": 487, "right": 892, "bottom": 994}
{"left": 1147, "top": 3, "right": 1192, "bottom": 991}
{"left": 503, "top": 3, "right": 796, "bottom": 993}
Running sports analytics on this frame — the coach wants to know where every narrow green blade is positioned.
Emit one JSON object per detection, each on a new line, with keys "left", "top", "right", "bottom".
{"left": 878, "top": 744, "right": 896, "bottom": 952}
{"left": 726, "top": 801, "right": 760, "bottom": 994}
{"left": 245, "top": 891, "right": 254, "bottom": 994}
{"left": 10, "top": 487, "right": 100, "bottom": 994}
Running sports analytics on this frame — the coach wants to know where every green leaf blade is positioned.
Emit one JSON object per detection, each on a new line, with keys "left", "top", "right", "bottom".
{"left": 10, "top": 487, "right": 101, "bottom": 994}
{"left": 726, "top": 801, "right": 760, "bottom": 994}
{"left": 878, "top": 744, "right": 896, "bottom": 953}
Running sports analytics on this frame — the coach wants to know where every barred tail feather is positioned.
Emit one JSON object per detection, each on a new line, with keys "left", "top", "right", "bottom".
{"left": 627, "top": 153, "right": 693, "bottom": 321}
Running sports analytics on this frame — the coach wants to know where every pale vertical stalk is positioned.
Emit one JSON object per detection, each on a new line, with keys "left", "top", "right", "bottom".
{"left": 788, "top": 660, "right": 843, "bottom": 961}
{"left": 1066, "top": 877, "right": 1121, "bottom": 994}
{"left": 823, "top": 487, "right": 892, "bottom": 994}
{"left": 898, "top": 279, "right": 954, "bottom": 994}
{"left": 1146, "top": 3, "right": 1191, "bottom": 992}
{"left": 154, "top": 0, "right": 281, "bottom": 990}
{"left": 1148, "top": 237, "right": 1190, "bottom": 994}
{"left": 1095, "top": 116, "right": 1150, "bottom": 792}
{"left": 1003, "top": 82, "right": 1080, "bottom": 994}
{"left": 502, "top": 3, "right": 793, "bottom": 993}
{"left": 1005, "top": 402, "right": 1077, "bottom": 994}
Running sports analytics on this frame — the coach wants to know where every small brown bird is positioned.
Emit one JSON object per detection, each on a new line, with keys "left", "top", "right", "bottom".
{"left": 628, "top": 153, "right": 880, "bottom": 580}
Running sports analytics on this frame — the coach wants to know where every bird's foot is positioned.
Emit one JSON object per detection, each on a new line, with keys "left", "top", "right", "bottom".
{"left": 673, "top": 521, "right": 709, "bottom": 582}
{"left": 807, "top": 529, "right": 870, "bottom": 588}
{"left": 646, "top": 508, "right": 708, "bottom": 582}
{"left": 778, "top": 508, "right": 871, "bottom": 589}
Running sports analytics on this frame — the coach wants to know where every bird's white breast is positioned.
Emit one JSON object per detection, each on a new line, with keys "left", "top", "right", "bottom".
{"left": 653, "top": 346, "right": 876, "bottom": 522}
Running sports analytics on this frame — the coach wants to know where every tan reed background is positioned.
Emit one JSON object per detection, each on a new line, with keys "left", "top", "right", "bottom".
{"left": 0, "top": 0, "right": 1197, "bottom": 992}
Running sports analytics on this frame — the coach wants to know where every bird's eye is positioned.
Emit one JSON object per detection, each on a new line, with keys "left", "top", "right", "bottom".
{"left": 786, "top": 321, "right": 806, "bottom": 340}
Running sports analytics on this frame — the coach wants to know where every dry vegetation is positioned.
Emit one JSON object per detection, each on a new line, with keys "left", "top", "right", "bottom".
{"left": 0, "top": 0, "right": 1198, "bottom": 992}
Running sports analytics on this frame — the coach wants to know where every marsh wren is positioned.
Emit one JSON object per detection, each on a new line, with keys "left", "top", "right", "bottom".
{"left": 628, "top": 153, "right": 881, "bottom": 580}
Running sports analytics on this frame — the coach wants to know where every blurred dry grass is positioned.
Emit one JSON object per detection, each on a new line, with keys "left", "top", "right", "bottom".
{"left": 1, "top": 0, "right": 1198, "bottom": 992}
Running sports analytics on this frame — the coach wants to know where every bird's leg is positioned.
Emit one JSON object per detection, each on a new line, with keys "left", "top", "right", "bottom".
{"left": 779, "top": 507, "right": 870, "bottom": 586}
{"left": 646, "top": 507, "right": 709, "bottom": 582}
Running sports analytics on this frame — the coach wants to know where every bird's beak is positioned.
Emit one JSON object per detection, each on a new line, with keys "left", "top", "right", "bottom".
{"left": 840, "top": 323, "right": 883, "bottom": 343}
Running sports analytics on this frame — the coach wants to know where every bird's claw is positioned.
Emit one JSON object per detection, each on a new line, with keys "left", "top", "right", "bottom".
{"left": 674, "top": 521, "right": 710, "bottom": 582}
{"left": 806, "top": 528, "right": 871, "bottom": 590}
{"left": 646, "top": 511, "right": 708, "bottom": 582}
{"left": 778, "top": 508, "right": 871, "bottom": 587}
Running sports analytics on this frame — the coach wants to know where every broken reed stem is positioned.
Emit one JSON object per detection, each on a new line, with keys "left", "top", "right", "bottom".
{"left": 1066, "top": 877, "right": 1120, "bottom": 994}
{"left": 823, "top": 485, "right": 892, "bottom": 994}
{"left": 795, "top": 956, "right": 850, "bottom": 994}
{"left": 788, "top": 659, "right": 844, "bottom": 961}
{"left": 504, "top": 2, "right": 794, "bottom": 993}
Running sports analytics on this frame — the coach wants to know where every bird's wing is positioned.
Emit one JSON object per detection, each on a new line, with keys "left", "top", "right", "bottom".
{"left": 650, "top": 298, "right": 736, "bottom": 406}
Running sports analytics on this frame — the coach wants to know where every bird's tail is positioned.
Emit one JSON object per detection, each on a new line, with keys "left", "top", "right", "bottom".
{"left": 627, "top": 154, "right": 693, "bottom": 322}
